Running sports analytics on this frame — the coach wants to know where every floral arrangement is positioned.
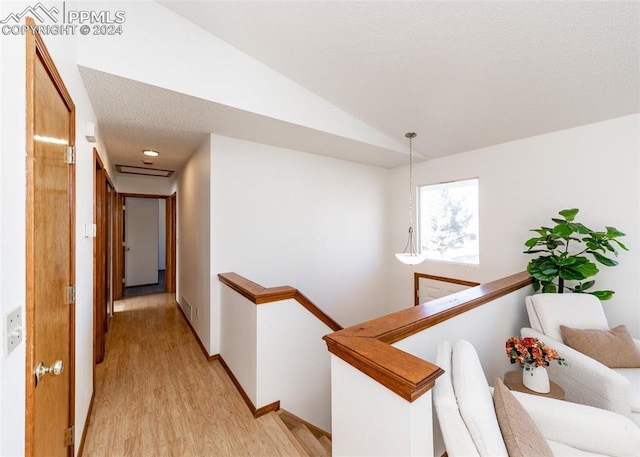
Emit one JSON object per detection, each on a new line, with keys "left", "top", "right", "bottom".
{"left": 505, "top": 336, "right": 566, "bottom": 370}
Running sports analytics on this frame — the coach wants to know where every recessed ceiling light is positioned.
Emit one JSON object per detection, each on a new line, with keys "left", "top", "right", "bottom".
{"left": 143, "top": 149, "right": 159, "bottom": 157}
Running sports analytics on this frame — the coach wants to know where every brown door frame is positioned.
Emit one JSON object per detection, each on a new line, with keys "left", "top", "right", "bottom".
{"left": 114, "top": 193, "right": 176, "bottom": 299}
{"left": 25, "top": 17, "right": 76, "bottom": 457}
{"left": 165, "top": 192, "right": 177, "bottom": 294}
{"left": 93, "top": 150, "right": 113, "bottom": 366}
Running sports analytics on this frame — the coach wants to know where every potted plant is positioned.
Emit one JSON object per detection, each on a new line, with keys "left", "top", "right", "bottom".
{"left": 524, "top": 208, "right": 627, "bottom": 300}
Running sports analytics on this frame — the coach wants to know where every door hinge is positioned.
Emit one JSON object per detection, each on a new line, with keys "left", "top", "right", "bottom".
{"left": 65, "top": 425, "right": 75, "bottom": 447}
{"left": 122, "top": 205, "right": 125, "bottom": 210}
{"left": 67, "top": 285, "right": 75, "bottom": 304}
{"left": 65, "top": 146, "right": 75, "bottom": 165}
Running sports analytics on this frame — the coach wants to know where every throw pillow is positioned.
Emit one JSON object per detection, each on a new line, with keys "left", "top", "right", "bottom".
{"left": 493, "top": 378, "right": 553, "bottom": 457}
{"left": 560, "top": 324, "right": 640, "bottom": 368}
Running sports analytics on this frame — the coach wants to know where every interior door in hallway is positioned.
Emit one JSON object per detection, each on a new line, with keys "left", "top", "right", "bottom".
{"left": 124, "top": 197, "right": 159, "bottom": 287}
{"left": 25, "top": 19, "right": 76, "bottom": 457}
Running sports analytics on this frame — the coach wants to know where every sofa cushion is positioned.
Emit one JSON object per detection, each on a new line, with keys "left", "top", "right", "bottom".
{"left": 493, "top": 378, "right": 553, "bottom": 457}
{"left": 433, "top": 341, "right": 480, "bottom": 456}
{"left": 612, "top": 368, "right": 640, "bottom": 413}
{"left": 527, "top": 294, "right": 608, "bottom": 341}
{"left": 560, "top": 324, "right": 640, "bottom": 368}
{"left": 452, "top": 340, "right": 508, "bottom": 457}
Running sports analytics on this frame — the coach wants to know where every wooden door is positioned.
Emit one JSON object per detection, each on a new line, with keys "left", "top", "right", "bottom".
{"left": 25, "top": 19, "right": 76, "bottom": 457}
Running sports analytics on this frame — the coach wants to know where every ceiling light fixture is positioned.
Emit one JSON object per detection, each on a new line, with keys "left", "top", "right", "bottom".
{"left": 395, "top": 132, "right": 426, "bottom": 266}
{"left": 143, "top": 149, "right": 159, "bottom": 157}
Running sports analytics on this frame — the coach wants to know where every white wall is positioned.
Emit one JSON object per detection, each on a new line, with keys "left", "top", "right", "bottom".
{"left": 210, "top": 135, "right": 389, "bottom": 354}
{"left": 176, "top": 136, "right": 211, "bottom": 352}
{"left": 257, "top": 300, "right": 333, "bottom": 431}
{"left": 159, "top": 199, "right": 166, "bottom": 270}
{"left": 388, "top": 115, "right": 640, "bottom": 335}
{"left": 0, "top": 1, "right": 107, "bottom": 454}
{"left": 116, "top": 174, "right": 173, "bottom": 196}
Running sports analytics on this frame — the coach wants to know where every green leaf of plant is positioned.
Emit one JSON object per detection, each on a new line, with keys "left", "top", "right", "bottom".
{"left": 553, "top": 223, "right": 574, "bottom": 238}
{"left": 605, "top": 226, "right": 626, "bottom": 238}
{"left": 542, "top": 283, "right": 557, "bottom": 293}
{"left": 551, "top": 218, "right": 565, "bottom": 224}
{"left": 580, "top": 280, "right": 595, "bottom": 291}
{"left": 591, "top": 290, "right": 614, "bottom": 300}
{"left": 572, "top": 223, "right": 591, "bottom": 234}
{"left": 532, "top": 229, "right": 549, "bottom": 236}
{"left": 527, "top": 258, "right": 558, "bottom": 281}
{"left": 557, "top": 256, "right": 577, "bottom": 266}
{"left": 558, "top": 208, "right": 579, "bottom": 221}
{"left": 572, "top": 261, "right": 599, "bottom": 278}
{"left": 559, "top": 268, "right": 586, "bottom": 281}
{"left": 532, "top": 280, "right": 540, "bottom": 292}
{"left": 612, "top": 239, "right": 629, "bottom": 251}
{"left": 590, "top": 251, "right": 618, "bottom": 267}
{"left": 524, "top": 237, "right": 542, "bottom": 247}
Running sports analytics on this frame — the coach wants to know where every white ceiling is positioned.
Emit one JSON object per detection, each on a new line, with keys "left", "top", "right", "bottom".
{"left": 84, "top": 1, "right": 640, "bottom": 173}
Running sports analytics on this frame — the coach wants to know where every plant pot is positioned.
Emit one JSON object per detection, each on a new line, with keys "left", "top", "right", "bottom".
{"left": 522, "top": 364, "right": 550, "bottom": 393}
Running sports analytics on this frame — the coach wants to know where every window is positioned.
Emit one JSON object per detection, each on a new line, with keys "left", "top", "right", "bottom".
{"left": 419, "top": 178, "right": 479, "bottom": 264}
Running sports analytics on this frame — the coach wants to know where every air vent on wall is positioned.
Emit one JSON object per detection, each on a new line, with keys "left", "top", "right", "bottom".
{"left": 116, "top": 164, "right": 174, "bottom": 178}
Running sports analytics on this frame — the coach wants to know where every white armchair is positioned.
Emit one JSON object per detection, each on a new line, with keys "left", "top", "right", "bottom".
{"left": 433, "top": 339, "right": 640, "bottom": 457}
{"left": 522, "top": 293, "right": 640, "bottom": 426}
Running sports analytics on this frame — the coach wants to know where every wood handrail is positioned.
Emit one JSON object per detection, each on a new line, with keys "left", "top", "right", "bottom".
{"left": 414, "top": 273, "right": 481, "bottom": 306}
{"left": 323, "top": 271, "right": 534, "bottom": 402}
{"left": 218, "top": 272, "right": 343, "bottom": 331}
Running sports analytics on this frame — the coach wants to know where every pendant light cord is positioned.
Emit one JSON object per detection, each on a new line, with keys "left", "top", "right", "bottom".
{"left": 405, "top": 132, "right": 417, "bottom": 230}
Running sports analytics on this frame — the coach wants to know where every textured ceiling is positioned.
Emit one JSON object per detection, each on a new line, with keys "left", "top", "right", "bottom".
{"left": 85, "top": 1, "right": 640, "bottom": 174}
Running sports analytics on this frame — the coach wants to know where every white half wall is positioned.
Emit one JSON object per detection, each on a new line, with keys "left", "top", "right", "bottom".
{"left": 331, "top": 356, "right": 432, "bottom": 457}
{"left": 210, "top": 135, "right": 389, "bottom": 354}
{"left": 176, "top": 136, "right": 211, "bottom": 352}
{"left": 388, "top": 115, "right": 640, "bottom": 335}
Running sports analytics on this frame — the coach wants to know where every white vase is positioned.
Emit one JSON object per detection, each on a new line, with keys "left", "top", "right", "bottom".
{"left": 522, "top": 364, "right": 550, "bottom": 393}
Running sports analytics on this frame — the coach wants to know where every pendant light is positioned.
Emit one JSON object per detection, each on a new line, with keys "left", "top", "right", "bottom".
{"left": 395, "top": 132, "right": 426, "bottom": 266}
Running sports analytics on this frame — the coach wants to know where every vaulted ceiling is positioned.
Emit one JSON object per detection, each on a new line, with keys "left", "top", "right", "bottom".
{"left": 83, "top": 1, "right": 640, "bottom": 174}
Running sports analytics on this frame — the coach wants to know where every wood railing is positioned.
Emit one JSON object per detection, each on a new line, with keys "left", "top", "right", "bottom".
{"left": 414, "top": 273, "right": 481, "bottom": 306}
{"left": 218, "top": 272, "right": 342, "bottom": 331}
{"left": 323, "top": 271, "right": 534, "bottom": 402}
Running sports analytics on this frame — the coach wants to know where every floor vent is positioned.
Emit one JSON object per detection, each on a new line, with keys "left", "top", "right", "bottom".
{"left": 180, "top": 297, "right": 193, "bottom": 321}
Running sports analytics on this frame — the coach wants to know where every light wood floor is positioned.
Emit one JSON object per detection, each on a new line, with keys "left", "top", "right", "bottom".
{"left": 82, "top": 293, "right": 305, "bottom": 456}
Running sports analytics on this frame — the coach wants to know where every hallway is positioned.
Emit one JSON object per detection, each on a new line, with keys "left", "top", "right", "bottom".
{"left": 82, "top": 293, "right": 304, "bottom": 456}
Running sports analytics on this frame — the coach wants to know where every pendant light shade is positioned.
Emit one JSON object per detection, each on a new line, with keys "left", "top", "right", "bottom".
{"left": 395, "top": 132, "right": 426, "bottom": 266}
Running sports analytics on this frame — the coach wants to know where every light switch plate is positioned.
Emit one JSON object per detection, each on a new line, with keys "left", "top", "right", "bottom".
{"left": 84, "top": 223, "right": 97, "bottom": 238}
{"left": 3, "top": 307, "right": 23, "bottom": 357}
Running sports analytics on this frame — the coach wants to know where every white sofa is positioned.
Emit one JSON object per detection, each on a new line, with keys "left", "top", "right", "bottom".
{"left": 522, "top": 293, "right": 640, "bottom": 426}
{"left": 433, "top": 339, "right": 640, "bottom": 456}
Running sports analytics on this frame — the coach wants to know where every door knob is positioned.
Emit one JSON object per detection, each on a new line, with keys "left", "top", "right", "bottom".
{"left": 35, "top": 360, "right": 64, "bottom": 385}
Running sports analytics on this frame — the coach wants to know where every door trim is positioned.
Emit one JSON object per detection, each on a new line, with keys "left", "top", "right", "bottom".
{"left": 165, "top": 193, "right": 177, "bottom": 294}
{"left": 25, "top": 17, "right": 76, "bottom": 457}
{"left": 93, "top": 150, "right": 113, "bottom": 367}
{"left": 114, "top": 193, "right": 176, "bottom": 297}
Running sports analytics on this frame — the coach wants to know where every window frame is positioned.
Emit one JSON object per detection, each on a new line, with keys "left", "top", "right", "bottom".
{"left": 417, "top": 177, "right": 480, "bottom": 265}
